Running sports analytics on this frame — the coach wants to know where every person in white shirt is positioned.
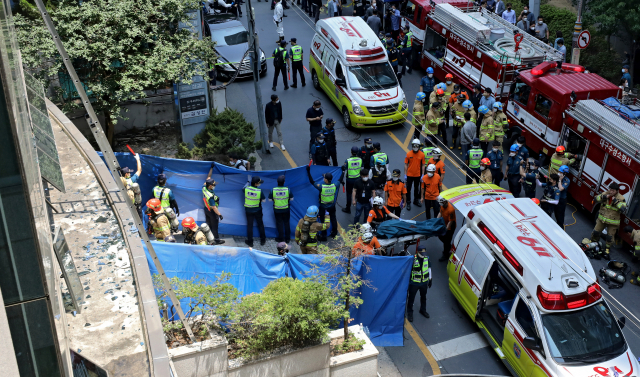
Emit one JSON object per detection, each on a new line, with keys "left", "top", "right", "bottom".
{"left": 501, "top": 3, "right": 516, "bottom": 24}
{"left": 556, "top": 38, "right": 567, "bottom": 62}
{"left": 274, "top": 0, "right": 285, "bottom": 44}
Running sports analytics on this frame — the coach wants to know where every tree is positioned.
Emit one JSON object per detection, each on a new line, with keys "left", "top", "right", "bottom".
{"left": 14, "top": 0, "right": 217, "bottom": 142}
{"left": 583, "top": 0, "right": 640, "bottom": 43}
{"left": 192, "top": 108, "right": 262, "bottom": 159}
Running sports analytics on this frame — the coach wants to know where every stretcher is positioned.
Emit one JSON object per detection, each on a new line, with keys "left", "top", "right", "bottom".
{"left": 377, "top": 234, "right": 425, "bottom": 256}
{"left": 372, "top": 218, "right": 446, "bottom": 256}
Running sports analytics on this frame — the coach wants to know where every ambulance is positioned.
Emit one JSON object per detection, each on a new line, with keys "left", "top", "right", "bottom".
{"left": 440, "top": 184, "right": 637, "bottom": 377}
{"left": 309, "top": 17, "right": 409, "bottom": 129}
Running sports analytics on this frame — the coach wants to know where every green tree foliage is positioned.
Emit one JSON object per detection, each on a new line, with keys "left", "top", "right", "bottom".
{"left": 583, "top": 0, "right": 640, "bottom": 42}
{"left": 14, "top": 0, "right": 217, "bottom": 140}
{"left": 228, "top": 278, "right": 342, "bottom": 359}
{"left": 579, "top": 34, "right": 623, "bottom": 84}
{"left": 193, "top": 108, "right": 262, "bottom": 159}
{"left": 539, "top": 4, "right": 575, "bottom": 49}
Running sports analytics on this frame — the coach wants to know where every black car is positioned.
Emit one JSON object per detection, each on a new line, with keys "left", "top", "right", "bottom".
{"left": 204, "top": 15, "right": 267, "bottom": 80}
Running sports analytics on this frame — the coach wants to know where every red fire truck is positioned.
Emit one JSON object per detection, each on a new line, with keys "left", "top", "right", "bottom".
{"left": 558, "top": 99, "right": 640, "bottom": 244}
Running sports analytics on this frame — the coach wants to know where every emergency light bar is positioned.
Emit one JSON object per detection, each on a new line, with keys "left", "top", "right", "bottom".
{"left": 560, "top": 63, "right": 585, "bottom": 73}
{"left": 531, "top": 61, "right": 557, "bottom": 76}
{"left": 345, "top": 47, "right": 385, "bottom": 61}
{"left": 536, "top": 283, "right": 601, "bottom": 310}
{"left": 478, "top": 222, "right": 523, "bottom": 276}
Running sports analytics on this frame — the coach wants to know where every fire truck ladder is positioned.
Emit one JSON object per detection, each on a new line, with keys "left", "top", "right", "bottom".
{"left": 565, "top": 100, "right": 640, "bottom": 163}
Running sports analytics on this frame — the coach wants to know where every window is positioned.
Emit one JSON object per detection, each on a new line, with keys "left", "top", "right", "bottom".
{"left": 347, "top": 62, "right": 397, "bottom": 91}
{"left": 561, "top": 128, "right": 587, "bottom": 172}
{"left": 515, "top": 299, "right": 537, "bottom": 338}
{"left": 510, "top": 79, "right": 531, "bottom": 106}
{"left": 335, "top": 61, "right": 344, "bottom": 80}
{"left": 401, "top": 1, "right": 416, "bottom": 19}
{"left": 210, "top": 26, "right": 249, "bottom": 46}
{"left": 627, "top": 178, "right": 640, "bottom": 224}
{"left": 535, "top": 93, "right": 552, "bottom": 118}
{"left": 469, "top": 252, "right": 490, "bottom": 282}
{"left": 424, "top": 28, "right": 446, "bottom": 65}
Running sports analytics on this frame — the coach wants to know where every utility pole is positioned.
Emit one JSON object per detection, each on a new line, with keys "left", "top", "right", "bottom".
{"left": 246, "top": 0, "right": 269, "bottom": 154}
{"left": 571, "top": 0, "right": 584, "bottom": 65}
{"left": 529, "top": 0, "right": 540, "bottom": 31}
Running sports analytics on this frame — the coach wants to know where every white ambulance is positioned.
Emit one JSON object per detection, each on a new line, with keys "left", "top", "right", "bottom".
{"left": 309, "top": 17, "right": 409, "bottom": 129}
{"left": 440, "top": 185, "right": 638, "bottom": 377}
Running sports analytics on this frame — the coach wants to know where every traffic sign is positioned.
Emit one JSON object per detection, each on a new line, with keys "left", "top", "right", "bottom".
{"left": 577, "top": 30, "right": 591, "bottom": 49}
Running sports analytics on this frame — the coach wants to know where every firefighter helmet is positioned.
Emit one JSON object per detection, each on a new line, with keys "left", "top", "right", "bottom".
{"left": 492, "top": 102, "right": 503, "bottom": 111}
{"left": 532, "top": 198, "right": 541, "bottom": 206}
{"left": 437, "top": 195, "right": 446, "bottom": 204}
{"left": 146, "top": 198, "right": 162, "bottom": 213}
{"left": 436, "top": 88, "right": 444, "bottom": 96}
{"left": 426, "top": 164, "right": 436, "bottom": 173}
{"left": 306, "top": 205, "right": 319, "bottom": 217}
{"left": 559, "top": 165, "right": 570, "bottom": 174}
{"left": 510, "top": 144, "right": 520, "bottom": 152}
{"left": 478, "top": 105, "right": 489, "bottom": 114}
{"left": 411, "top": 139, "right": 421, "bottom": 146}
{"left": 437, "top": 82, "right": 447, "bottom": 90}
{"left": 426, "top": 67, "right": 434, "bottom": 74}
{"left": 361, "top": 223, "right": 372, "bottom": 233}
{"left": 432, "top": 148, "right": 442, "bottom": 157}
{"left": 481, "top": 158, "right": 491, "bottom": 166}
{"left": 416, "top": 92, "right": 426, "bottom": 101}
{"left": 462, "top": 100, "right": 473, "bottom": 109}
{"left": 181, "top": 217, "right": 197, "bottom": 230}
{"left": 445, "top": 73, "right": 453, "bottom": 79}
{"left": 362, "top": 232, "right": 374, "bottom": 243}
{"left": 556, "top": 145, "right": 566, "bottom": 153}
{"left": 373, "top": 197, "right": 384, "bottom": 206}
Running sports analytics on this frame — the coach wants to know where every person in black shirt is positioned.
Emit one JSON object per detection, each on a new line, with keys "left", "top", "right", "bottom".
{"left": 352, "top": 169, "right": 376, "bottom": 224}
{"left": 471, "top": 84, "right": 484, "bottom": 129}
{"left": 306, "top": 100, "right": 324, "bottom": 154}
{"left": 310, "top": 133, "right": 330, "bottom": 166}
{"left": 321, "top": 118, "right": 338, "bottom": 166}
{"left": 359, "top": 137, "right": 375, "bottom": 170}
{"left": 265, "top": 94, "right": 284, "bottom": 149}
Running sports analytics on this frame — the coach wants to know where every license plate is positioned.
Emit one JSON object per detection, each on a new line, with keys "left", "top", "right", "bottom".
{"left": 376, "top": 118, "right": 393, "bottom": 124}
{"left": 239, "top": 70, "right": 252, "bottom": 75}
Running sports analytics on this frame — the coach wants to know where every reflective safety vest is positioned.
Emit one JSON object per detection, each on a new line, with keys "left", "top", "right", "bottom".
{"left": 422, "top": 146, "right": 435, "bottom": 162}
{"left": 412, "top": 101, "right": 425, "bottom": 126}
{"left": 411, "top": 256, "right": 429, "bottom": 284}
{"left": 372, "top": 152, "right": 388, "bottom": 165}
{"left": 405, "top": 31, "right": 413, "bottom": 48}
{"left": 244, "top": 186, "right": 261, "bottom": 208}
{"left": 549, "top": 152, "right": 575, "bottom": 176}
{"left": 291, "top": 45, "right": 303, "bottom": 62}
{"left": 631, "top": 230, "right": 640, "bottom": 255}
{"left": 468, "top": 148, "right": 483, "bottom": 169}
{"left": 202, "top": 186, "right": 219, "bottom": 211}
{"left": 151, "top": 213, "right": 171, "bottom": 241}
{"left": 320, "top": 184, "right": 337, "bottom": 205}
{"left": 346, "top": 157, "right": 362, "bottom": 179}
{"left": 494, "top": 111, "right": 508, "bottom": 137}
{"left": 452, "top": 103, "right": 466, "bottom": 127}
{"left": 153, "top": 186, "right": 171, "bottom": 208}
{"left": 479, "top": 115, "right": 495, "bottom": 142}
{"left": 466, "top": 109, "right": 477, "bottom": 124}
{"left": 596, "top": 192, "right": 626, "bottom": 225}
{"left": 272, "top": 187, "right": 290, "bottom": 210}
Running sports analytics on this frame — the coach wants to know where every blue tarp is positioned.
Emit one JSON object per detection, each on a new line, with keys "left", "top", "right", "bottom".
{"left": 144, "top": 242, "right": 413, "bottom": 346}
{"left": 114, "top": 153, "right": 343, "bottom": 238}
{"left": 602, "top": 97, "right": 640, "bottom": 121}
{"left": 376, "top": 218, "right": 446, "bottom": 239}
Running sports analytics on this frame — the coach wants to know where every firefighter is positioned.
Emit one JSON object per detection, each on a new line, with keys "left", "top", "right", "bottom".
{"left": 146, "top": 198, "right": 171, "bottom": 241}
{"left": 462, "top": 100, "right": 477, "bottom": 124}
{"left": 422, "top": 135, "right": 436, "bottom": 163}
{"left": 450, "top": 92, "right": 467, "bottom": 150}
{"left": 425, "top": 101, "right": 444, "bottom": 140}
{"left": 353, "top": 232, "right": 382, "bottom": 257}
{"left": 310, "top": 132, "right": 330, "bottom": 166}
{"left": 370, "top": 142, "right": 388, "bottom": 167}
{"left": 590, "top": 182, "right": 627, "bottom": 257}
{"left": 406, "top": 245, "right": 432, "bottom": 322}
{"left": 202, "top": 172, "right": 225, "bottom": 245}
{"left": 538, "top": 173, "right": 561, "bottom": 218}
{"left": 555, "top": 165, "right": 571, "bottom": 230}
{"left": 466, "top": 138, "right": 483, "bottom": 184}
{"left": 384, "top": 169, "right": 407, "bottom": 217}
{"left": 427, "top": 148, "right": 445, "bottom": 181}
{"left": 478, "top": 105, "right": 494, "bottom": 153}
{"left": 369, "top": 157, "right": 391, "bottom": 190}
{"left": 367, "top": 196, "right": 400, "bottom": 229}
{"left": 429, "top": 84, "right": 446, "bottom": 108}
{"left": 181, "top": 217, "right": 208, "bottom": 245}
{"left": 386, "top": 39, "right": 400, "bottom": 74}
{"left": 322, "top": 118, "right": 338, "bottom": 166}
{"left": 443, "top": 73, "right": 455, "bottom": 110}
{"left": 622, "top": 226, "right": 640, "bottom": 260}
{"left": 295, "top": 205, "right": 330, "bottom": 254}
{"left": 492, "top": 102, "right": 507, "bottom": 152}
{"left": 412, "top": 92, "right": 427, "bottom": 140}
{"left": 153, "top": 173, "right": 180, "bottom": 216}
{"left": 520, "top": 158, "right": 539, "bottom": 199}
{"left": 420, "top": 164, "right": 442, "bottom": 219}
{"left": 437, "top": 196, "right": 457, "bottom": 261}
{"left": 306, "top": 165, "right": 338, "bottom": 239}
{"left": 506, "top": 144, "right": 524, "bottom": 197}
{"left": 360, "top": 137, "right": 375, "bottom": 170}
{"left": 549, "top": 145, "right": 576, "bottom": 176}
{"left": 475, "top": 158, "right": 492, "bottom": 184}
{"left": 120, "top": 153, "right": 142, "bottom": 217}
{"left": 341, "top": 146, "right": 362, "bottom": 213}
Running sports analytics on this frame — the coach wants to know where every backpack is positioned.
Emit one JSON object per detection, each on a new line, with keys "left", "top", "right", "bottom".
{"left": 273, "top": 48, "right": 285, "bottom": 68}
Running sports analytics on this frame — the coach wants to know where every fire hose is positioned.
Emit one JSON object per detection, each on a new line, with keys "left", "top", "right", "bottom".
{"left": 493, "top": 37, "right": 536, "bottom": 59}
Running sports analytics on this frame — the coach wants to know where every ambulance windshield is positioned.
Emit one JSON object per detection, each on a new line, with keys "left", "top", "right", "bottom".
{"left": 542, "top": 302, "right": 626, "bottom": 363}
{"left": 347, "top": 62, "right": 398, "bottom": 91}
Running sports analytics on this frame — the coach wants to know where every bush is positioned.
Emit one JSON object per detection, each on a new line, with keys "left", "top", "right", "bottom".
{"left": 175, "top": 142, "right": 193, "bottom": 160}
{"left": 578, "top": 34, "right": 623, "bottom": 84}
{"left": 539, "top": 4, "right": 575, "bottom": 49}
{"left": 228, "top": 277, "right": 342, "bottom": 359}
{"left": 193, "top": 108, "right": 261, "bottom": 160}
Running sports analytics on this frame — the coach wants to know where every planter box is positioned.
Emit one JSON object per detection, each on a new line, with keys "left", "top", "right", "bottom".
{"left": 328, "top": 325, "right": 379, "bottom": 377}
{"left": 169, "top": 334, "right": 228, "bottom": 377}
{"left": 227, "top": 342, "right": 330, "bottom": 377}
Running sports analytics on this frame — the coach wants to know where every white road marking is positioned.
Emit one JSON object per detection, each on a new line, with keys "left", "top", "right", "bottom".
{"left": 428, "top": 332, "right": 489, "bottom": 360}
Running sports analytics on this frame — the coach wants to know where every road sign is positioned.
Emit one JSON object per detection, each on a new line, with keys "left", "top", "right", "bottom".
{"left": 578, "top": 30, "right": 591, "bottom": 49}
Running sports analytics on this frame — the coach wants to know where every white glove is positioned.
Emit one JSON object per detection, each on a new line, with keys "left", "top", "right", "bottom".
{"left": 134, "top": 153, "right": 140, "bottom": 161}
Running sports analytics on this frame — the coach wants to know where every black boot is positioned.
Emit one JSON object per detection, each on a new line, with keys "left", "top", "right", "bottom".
{"left": 342, "top": 207, "right": 351, "bottom": 213}
{"left": 407, "top": 311, "right": 413, "bottom": 322}
{"left": 414, "top": 201, "right": 422, "bottom": 207}
{"left": 406, "top": 202, "right": 411, "bottom": 211}
{"left": 419, "top": 310, "right": 430, "bottom": 318}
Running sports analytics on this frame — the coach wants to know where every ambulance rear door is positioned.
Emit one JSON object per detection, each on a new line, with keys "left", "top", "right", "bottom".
{"left": 449, "top": 229, "right": 494, "bottom": 321}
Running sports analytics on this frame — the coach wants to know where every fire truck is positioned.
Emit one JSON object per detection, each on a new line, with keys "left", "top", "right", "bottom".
{"left": 557, "top": 99, "right": 640, "bottom": 244}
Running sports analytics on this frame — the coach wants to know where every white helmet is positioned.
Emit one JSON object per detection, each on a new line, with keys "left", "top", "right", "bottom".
{"left": 372, "top": 196, "right": 384, "bottom": 206}
{"left": 426, "top": 164, "right": 436, "bottom": 173}
{"left": 437, "top": 195, "right": 446, "bottom": 204}
{"left": 362, "top": 232, "right": 374, "bottom": 243}
{"left": 360, "top": 223, "right": 372, "bottom": 233}
{"left": 411, "top": 139, "right": 421, "bottom": 146}
{"left": 432, "top": 148, "right": 442, "bottom": 157}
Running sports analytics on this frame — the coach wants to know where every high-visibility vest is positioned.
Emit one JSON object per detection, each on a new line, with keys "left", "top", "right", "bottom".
{"left": 244, "top": 186, "right": 261, "bottom": 208}
{"left": 405, "top": 31, "right": 413, "bottom": 48}
{"left": 346, "top": 157, "right": 362, "bottom": 179}
{"left": 422, "top": 147, "right": 435, "bottom": 162}
{"left": 320, "top": 184, "right": 337, "bottom": 205}
{"left": 153, "top": 186, "right": 171, "bottom": 208}
{"left": 372, "top": 152, "right": 388, "bottom": 165}
{"left": 272, "top": 187, "right": 290, "bottom": 210}
{"left": 202, "top": 186, "right": 219, "bottom": 211}
{"left": 468, "top": 148, "right": 483, "bottom": 169}
{"left": 596, "top": 193, "right": 626, "bottom": 225}
{"left": 410, "top": 256, "right": 429, "bottom": 283}
{"left": 291, "top": 45, "right": 303, "bottom": 61}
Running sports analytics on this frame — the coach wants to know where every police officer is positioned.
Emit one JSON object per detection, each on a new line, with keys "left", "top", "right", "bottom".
{"left": 520, "top": 158, "right": 539, "bottom": 199}
{"left": 153, "top": 173, "right": 179, "bottom": 216}
{"left": 146, "top": 198, "right": 171, "bottom": 241}
{"left": 492, "top": 102, "right": 507, "bottom": 152}
{"left": 203, "top": 166, "right": 226, "bottom": 245}
{"left": 322, "top": 118, "right": 338, "bottom": 166}
{"left": 478, "top": 105, "right": 494, "bottom": 153}
{"left": 505, "top": 144, "right": 523, "bottom": 197}
{"left": 341, "top": 146, "right": 362, "bottom": 213}
{"left": 307, "top": 165, "right": 338, "bottom": 239}
{"left": 386, "top": 39, "right": 399, "bottom": 74}
{"left": 295, "top": 206, "right": 330, "bottom": 254}
{"left": 289, "top": 38, "right": 305, "bottom": 88}
{"left": 622, "top": 226, "right": 640, "bottom": 260}
{"left": 269, "top": 175, "right": 294, "bottom": 243}
{"left": 310, "top": 132, "right": 330, "bottom": 166}
{"left": 400, "top": 25, "right": 414, "bottom": 75}
{"left": 181, "top": 217, "right": 208, "bottom": 245}
{"left": 555, "top": 165, "right": 571, "bottom": 229}
{"left": 515, "top": 136, "right": 529, "bottom": 161}
{"left": 359, "top": 137, "right": 375, "bottom": 170}
{"left": 369, "top": 157, "right": 391, "bottom": 190}
{"left": 370, "top": 142, "right": 388, "bottom": 168}
{"left": 549, "top": 145, "right": 576, "bottom": 176}
{"left": 590, "top": 182, "right": 627, "bottom": 257}
{"left": 538, "top": 173, "right": 561, "bottom": 217}
{"left": 466, "top": 138, "right": 483, "bottom": 184}
{"left": 272, "top": 40, "right": 290, "bottom": 91}
{"left": 406, "top": 245, "right": 432, "bottom": 322}
{"left": 412, "top": 92, "right": 426, "bottom": 139}
{"left": 244, "top": 176, "right": 266, "bottom": 247}
{"left": 486, "top": 140, "right": 504, "bottom": 185}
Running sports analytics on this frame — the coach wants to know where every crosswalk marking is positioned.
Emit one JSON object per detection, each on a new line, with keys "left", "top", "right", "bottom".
{"left": 428, "top": 332, "right": 489, "bottom": 360}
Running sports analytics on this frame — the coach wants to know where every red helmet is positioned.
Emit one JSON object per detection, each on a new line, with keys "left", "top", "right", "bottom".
{"left": 181, "top": 217, "right": 197, "bottom": 230}
{"left": 146, "top": 198, "right": 162, "bottom": 212}
{"left": 481, "top": 158, "right": 491, "bottom": 166}
{"left": 436, "top": 88, "right": 444, "bottom": 96}
{"left": 445, "top": 73, "right": 454, "bottom": 79}
{"left": 556, "top": 145, "right": 566, "bottom": 153}
{"left": 531, "top": 198, "right": 541, "bottom": 206}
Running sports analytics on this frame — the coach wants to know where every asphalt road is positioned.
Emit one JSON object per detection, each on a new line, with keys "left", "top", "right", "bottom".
{"left": 222, "top": 2, "right": 640, "bottom": 375}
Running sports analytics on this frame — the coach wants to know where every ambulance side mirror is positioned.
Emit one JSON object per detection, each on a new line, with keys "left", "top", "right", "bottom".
{"left": 336, "top": 78, "right": 346, "bottom": 87}
{"left": 522, "top": 336, "right": 542, "bottom": 352}
{"left": 618, "top": 316, "right": 626, "bottom": 329}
